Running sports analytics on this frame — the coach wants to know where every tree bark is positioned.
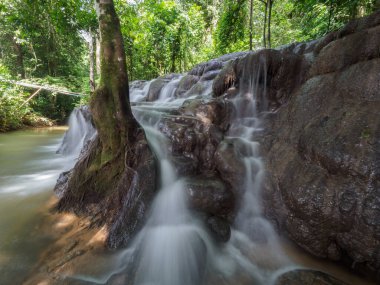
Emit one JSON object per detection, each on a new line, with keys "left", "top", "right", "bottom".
{"left": 56, "top": 0, "right": 156, "bottom": 249}
{"left": 327, "top": 0, "right": 334, "bottom": 33}
{"left": 249, "top": 0, "right": 253, "bottom": 50}
{"left": 89, "top": 29, "right": 96, "bottom": 92}
{"left": 12, "top": 38, "right": 25, "bottom": 79}
{"left": 267, "top": 0, "right": 273, "bottom": 48}
{"left": 91, "top": 0, "right": 139, "bottom": 161}
{"left": 263, "top": 0, "right": 268, "bottom": 48}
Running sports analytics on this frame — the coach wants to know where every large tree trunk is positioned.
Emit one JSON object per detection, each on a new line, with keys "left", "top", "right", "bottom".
{"left": 56, "top": 0, "right": 156, "bottom": 249}
{"left": 92, "top": 0, "right": 137, "bottom": 159}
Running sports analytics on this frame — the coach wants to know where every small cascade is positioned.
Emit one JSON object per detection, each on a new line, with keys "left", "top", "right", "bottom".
{"left": 128, "top": 105, "right": 211, "bottom": 285}
{"left": 130, "top": 80, "right": 153, "bottom": 102}
{"left": 157, "top": 76, "right": 183, "bottom": 102}
{"left": 225, "top": 58, "right": 292, "bottom": 281}
{"left": 57, "top": 106, "right": 96, "bottom": 156}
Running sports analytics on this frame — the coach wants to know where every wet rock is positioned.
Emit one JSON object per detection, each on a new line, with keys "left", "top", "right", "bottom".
{"left": 146, "top": 77, "right": 168, "bottom": 101}
{"left": 129, "top": 80, "right": 147, "bottom": 90}
{"left": 175, "top": 75, "right": 200, "bottom": 98}
{"left": 275, "top": 269, "right": 348, "bottom": 285}
{"left": 310, "top": 25, "right": 380, "bottom": 76}
{"left": 260, "top": 11, "right": 380, "bottom": 278}
{"left": 206, "top": 216, "right": 231, "bottom": 243}
{"left": 200, "top": 70, "right": 220, "bottom": 81}
{"left": 159, "top": 98, "right": 228, "bottom": 174}
{"left": 185, "top": 177, "right": 235, "bottom": 218}
{"left": 54, "top": 171, "right": 72, "bottom": 199}
{"left": 214, "top": 140, "right": 246, "bottom": 194}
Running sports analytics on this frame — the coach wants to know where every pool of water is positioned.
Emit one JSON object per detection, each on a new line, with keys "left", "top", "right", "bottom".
{"left": 0, "top": 127, "right": 72, "bottom": 285}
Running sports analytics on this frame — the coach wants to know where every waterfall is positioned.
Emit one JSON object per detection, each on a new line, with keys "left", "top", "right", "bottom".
{"left": 68, "top": 55, "right": 298, "bottom": 285}
{"left": 224, "top": 57, "right": 293, "bottom": 282}
{"left": 129, "top": 102, "right": 211, "bottom": 285}
{"left": 57, "top": 105, "right": 97, "bottom": 157}
{"left": 124, "top": 57, "right": 294, "bottom": 284}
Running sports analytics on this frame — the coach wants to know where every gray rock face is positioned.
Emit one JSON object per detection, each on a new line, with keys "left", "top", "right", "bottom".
{"left": 256, "top": 11, "right": 380, "bottom": 278}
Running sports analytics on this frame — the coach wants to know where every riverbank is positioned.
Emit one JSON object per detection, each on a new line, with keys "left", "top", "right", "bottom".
{"left": 22, "top": 197, "right": 108, "bottom": 285}
{"left": 0, "top": 112, "right": 55, "bottom": 133}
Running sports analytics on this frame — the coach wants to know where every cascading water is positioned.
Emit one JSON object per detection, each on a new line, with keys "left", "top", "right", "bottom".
{"left": 67, "top": 55, "right": 298, "bottom": 285}
{"left": 222, "top": 59, "right": 293, "bottom": 283}
{"left": 119, "top": 55, "right": 295, "bottom": 284}
{"left": 57, "top": 106, "right": 97, "bottom": 156}
{"left": 127, "top": 99, "right": 211, "bottom": 285}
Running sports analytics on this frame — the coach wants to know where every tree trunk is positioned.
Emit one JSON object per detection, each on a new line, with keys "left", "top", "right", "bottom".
{"left": 56, "top": 0, "right": 156, "bottom": 249}
{"left": 89, "top": 29, "right": 96, "bottom": 92}
{"left": 249, "top": 0, "right": 253, "bottom": 50}
{"left": 92, "top": 0, "right": 137, "bottom": 160}
{"left": 267, "top": 0, "right": 273, "bottom": 48}
{"left": 96, "top": 34, "right": 101, "bottom": 76}
{"left": 263, "top": 0, "right": 268, "bottom": 48}
{"left": 12, "top": 38, "right": 25, "bottom": 79}
{"left": 327, "top": 0, "right": 334, "bottom": 32}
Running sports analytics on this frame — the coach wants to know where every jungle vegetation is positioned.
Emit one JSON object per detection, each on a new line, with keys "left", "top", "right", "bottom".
{"left": 0, "top": 0, "right": 378, "bottom": 131}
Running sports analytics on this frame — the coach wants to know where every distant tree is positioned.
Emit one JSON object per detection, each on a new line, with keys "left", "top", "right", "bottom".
{"left": 215, "top": 0, "right": 248, "bottom": 54}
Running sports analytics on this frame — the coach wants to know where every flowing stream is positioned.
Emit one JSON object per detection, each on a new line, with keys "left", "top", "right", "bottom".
{"left": 0, "top": 108, "right": 96, "bottom": 285}
{"left": 0, "top": 127, "right": 68, "bottom": 284}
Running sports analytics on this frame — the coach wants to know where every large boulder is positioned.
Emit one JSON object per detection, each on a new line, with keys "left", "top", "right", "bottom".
{"left": 209, "top": 9, "right": 380, "bottom": 279}
{"left": 256, "top": 11, "right": 380, "bottom": 278}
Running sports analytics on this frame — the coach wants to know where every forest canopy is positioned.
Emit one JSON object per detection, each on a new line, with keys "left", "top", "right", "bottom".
{"left": 0, "top": 0, "right": 378, "bottom": 130}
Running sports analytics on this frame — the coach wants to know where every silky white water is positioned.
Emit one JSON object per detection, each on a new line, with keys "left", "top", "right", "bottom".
{"left": 66, "top": 61, "right": 298, "bottom": 285}
{"left": 69, "top": 64, "right": 297, "bottom": 284}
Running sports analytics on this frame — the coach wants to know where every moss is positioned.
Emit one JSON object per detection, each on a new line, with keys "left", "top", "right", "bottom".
{"left": 360, "top": 128, "right": 371, "bottom": 140}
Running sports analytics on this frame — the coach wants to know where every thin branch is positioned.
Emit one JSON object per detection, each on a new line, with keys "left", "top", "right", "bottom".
{"left": 0, "top": 77, "right": 85, "bottom": 96}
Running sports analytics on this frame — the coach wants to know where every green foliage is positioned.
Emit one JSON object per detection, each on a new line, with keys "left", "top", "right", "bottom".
{"left": 0, "top": 86, "right": 28, "bottom": 132}
{"left": 0, "top": 62, "right": 30, "bottom": 131}
{"left": 0, "top": 0, "right": 378, "bottom": 132}
{"left": 0, "top": 0, "right": 93, "bottom": 78}
{"left": 26, "top": 77, "right": 82, "bottom": 123}
{"left": 215, "top": 0, "right": 248, "bottom": 54}
{"left": 291, "top": 0, "right": 378, "bottom": 40}
{"left": 116, "top": 0, "right": 209, "bottom": 80}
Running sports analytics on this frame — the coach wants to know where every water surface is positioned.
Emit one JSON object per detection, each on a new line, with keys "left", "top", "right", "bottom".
{"left": 0, "top": 127, "right": 69, "bottom": 285}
